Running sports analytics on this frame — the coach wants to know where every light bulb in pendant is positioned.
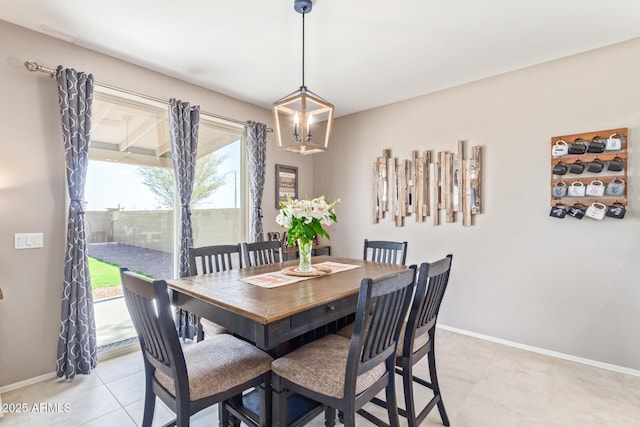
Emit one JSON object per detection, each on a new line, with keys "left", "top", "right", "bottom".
{"left": 306, "top": 113, "right": 313, "bottom": 141}
{"left": 293, "top": 112, "right": 300, "bottom": 142}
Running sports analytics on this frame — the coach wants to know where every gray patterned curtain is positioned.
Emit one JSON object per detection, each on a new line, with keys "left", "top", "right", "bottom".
{"left": 55, "top": 65, "right": 97, "bottom": 379}
{"left": 246, "top": 121, "right": 267, "bottom": 242}
{"left": 169, "top": 98, "right": 199, "bottom": 339}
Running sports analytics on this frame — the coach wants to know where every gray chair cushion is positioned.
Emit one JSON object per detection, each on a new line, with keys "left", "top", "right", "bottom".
{"left": 335, "top": 323, "right": 354, "bottom": 338}
{"left": 155, "top": 334, "right": 272, "bottom": 400}
{"left": 396, "top": 325, "right": 430, "bottom": 357}
{"left": 336, "top": 322, "right": 429, "bottom": 357}
{"left": 200, "top": 318, "right": 229, "bottom": 337}
{"left": 271, "top": 334, "right": 386, "bottom": 399}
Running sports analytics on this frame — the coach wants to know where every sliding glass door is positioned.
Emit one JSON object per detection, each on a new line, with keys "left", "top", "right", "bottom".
{"left": 85, "top": 88, "right": 246, "bottom": 351}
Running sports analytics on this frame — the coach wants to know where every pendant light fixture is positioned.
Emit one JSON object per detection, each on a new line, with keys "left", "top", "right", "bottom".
{"left": 273, "top": 0, "right": 334, "bottom": 154}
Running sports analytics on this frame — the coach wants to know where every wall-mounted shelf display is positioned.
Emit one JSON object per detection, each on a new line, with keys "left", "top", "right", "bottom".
{"left": 372, "top": 141, "right": 483, "bottom": 227}
{"left": 550, "top": 127, "right": 628, "bottom": 220}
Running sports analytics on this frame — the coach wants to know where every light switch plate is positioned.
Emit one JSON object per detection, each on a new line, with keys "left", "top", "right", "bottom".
{"left": 14, "top": 232, "right": 44, "bottom": 249}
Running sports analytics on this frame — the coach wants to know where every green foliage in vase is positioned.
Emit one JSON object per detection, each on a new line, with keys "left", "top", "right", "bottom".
{"left": 276, "top": 195, "right": 340, "bottom": 247}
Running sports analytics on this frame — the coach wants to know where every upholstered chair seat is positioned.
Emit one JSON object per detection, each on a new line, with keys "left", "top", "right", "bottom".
{"left": 271, "top": 334, "right": 386, "bottom": 399}
{"left": 370, "top": 255, "right": 454, "bottom": 427}
{"left": 199, "top": 318, "right": 229, "bottom": 337}
{"left": 155, "top": 334, "right": 272, "bottom": 400}
{"left": 120, "top": 267, "right": 273, "bottom": 427}
{"left": 337, "top": 321, "right": 430, "bottom": 357}
{"left": 335, "top": 323, "right": 353, "bottom": 339}
{"left": 270, "top": 267, "right": 417, "bottom": 427}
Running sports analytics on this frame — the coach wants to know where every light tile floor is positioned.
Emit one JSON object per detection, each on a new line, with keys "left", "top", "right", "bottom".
{"left": 1, "top": 329, "right": 639, "bottom": 426}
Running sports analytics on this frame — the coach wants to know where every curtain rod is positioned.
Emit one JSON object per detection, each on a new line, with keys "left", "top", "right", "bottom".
{"left": 24, "top": 60, "right": 273, "bottom": 132}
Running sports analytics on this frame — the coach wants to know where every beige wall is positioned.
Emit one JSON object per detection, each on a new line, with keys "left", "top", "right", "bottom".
{"left": 316, "top": 38, "right": 640, "bottom": 370}
{"left": 1, "top": 16, "right": 638, "bottom": 388}
{"left": 0, "top": 19, "right": 313, "bottom": 387}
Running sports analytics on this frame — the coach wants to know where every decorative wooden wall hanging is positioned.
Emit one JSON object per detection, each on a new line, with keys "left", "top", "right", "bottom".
{"left": 373, "top": 141, "right": 483, "bottom": 227}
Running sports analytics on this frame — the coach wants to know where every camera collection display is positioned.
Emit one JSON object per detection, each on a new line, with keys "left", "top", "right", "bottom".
{"left": 550, "top": 127, "right": 628, "bottom": 220}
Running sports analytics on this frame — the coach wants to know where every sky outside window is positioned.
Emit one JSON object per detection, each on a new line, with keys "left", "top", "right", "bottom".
{"left": 85, "top": 140, "right": 240, "bottom": 211}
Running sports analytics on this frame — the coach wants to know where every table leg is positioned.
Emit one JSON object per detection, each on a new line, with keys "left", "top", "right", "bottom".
{"left": 260, "top": 378, "right": 272, "bottom": 427}
{"left": 228, "top": 395, "right": 242, "bottom": 427}
{"left": 324, "top": 407, "right": 336, "bottom": 427}
{"left": 271, "top": 375, "right": 287, "bottom": 427}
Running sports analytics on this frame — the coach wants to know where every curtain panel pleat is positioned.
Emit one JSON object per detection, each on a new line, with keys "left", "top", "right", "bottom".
{"left": 55, "top": 65, "right": 97, "bottom": 379}
{"left": 246, "top": 122, "right": 267, "bottom": 242}
{"left": 169, "top": 98, "right": 200, "bottom": 339}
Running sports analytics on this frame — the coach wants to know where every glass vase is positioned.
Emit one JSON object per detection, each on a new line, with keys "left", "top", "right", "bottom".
{"left": 297, "top": 238, "right": 313, "bottom": 273}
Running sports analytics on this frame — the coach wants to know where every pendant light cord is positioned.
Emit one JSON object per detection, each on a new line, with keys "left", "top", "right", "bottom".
{"left": 301, "top": 8, "right": 306, "bottom": 89}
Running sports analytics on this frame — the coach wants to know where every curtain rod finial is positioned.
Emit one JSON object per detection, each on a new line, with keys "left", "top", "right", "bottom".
{"left": 24, "top": 60, "right": 39, "bottom": 72}
{"left": 24, "top": 60, "right": 56, "bottom": 78}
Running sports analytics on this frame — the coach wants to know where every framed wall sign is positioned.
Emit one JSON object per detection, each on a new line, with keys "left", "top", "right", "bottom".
{"left": 275, "top": 164, "right": 298, "bottom": 208}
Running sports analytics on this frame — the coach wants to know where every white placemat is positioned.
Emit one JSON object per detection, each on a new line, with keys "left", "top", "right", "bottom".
{"left": 240, "top": 262, "right": 360, "bottom": 288}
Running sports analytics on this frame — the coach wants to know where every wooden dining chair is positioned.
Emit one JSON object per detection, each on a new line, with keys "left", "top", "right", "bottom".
{"left": 363, "top": 239, "right": 408, "bottom": 265}
{"left": 271, "top": 266, "right": 417, "bottom": 427}
{"left": 187, "top": 244, "right": 243, "bottom": 341}
{"left": 335, "top": 239, "right": 409, "bottom": 342}
{"left": 188, "top": 244, "right": 243, "bottom": 275}
{"left": 371, "top": 254, "right": 454, "bottom": 427}
{"left": 243, "top": 240, "right": 284, "bottom": 267}
{"left": 120, "top": 267, "right": 273, "bottom": 427}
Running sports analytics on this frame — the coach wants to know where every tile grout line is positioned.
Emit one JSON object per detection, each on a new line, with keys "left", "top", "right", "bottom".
{"left": 85, "top": 373, "right": 140, "bottom": 427}
{"left": 448, "top": 337, "right": 501, "bottom": 425}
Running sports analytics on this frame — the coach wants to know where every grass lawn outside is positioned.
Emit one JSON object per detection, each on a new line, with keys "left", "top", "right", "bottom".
{"left": 88, "top": 256, "right": 122, "bottom": 289}
{"left": 88, "top": 256, "right": 154, "bottom": 290}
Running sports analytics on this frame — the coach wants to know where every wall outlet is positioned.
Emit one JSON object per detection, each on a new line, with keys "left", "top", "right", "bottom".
{"left": 14, "top": 233, "right": 44, "bottom": 249}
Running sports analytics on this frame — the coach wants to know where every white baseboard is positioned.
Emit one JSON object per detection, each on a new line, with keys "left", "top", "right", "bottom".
{"left": 0, "top": 344, "right": 139, "bottom": 395}
{"left": 0, "top": 342, "right": 138, "bottom": 395}
{"left": 0, "top": 371, "right": 56, "bottom": 394}
{"left": 437, "top": 324, "right": 640, "bottom": 378}
{"left": 2, "top": 324, "right": 638, "bottom": 395}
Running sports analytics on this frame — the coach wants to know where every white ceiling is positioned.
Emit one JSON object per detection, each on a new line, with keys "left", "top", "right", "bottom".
{"left": 2, "top": 0, "right": 640, "bottom": 117}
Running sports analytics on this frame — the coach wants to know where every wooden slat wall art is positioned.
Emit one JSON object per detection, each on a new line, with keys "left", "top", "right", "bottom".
{"left": 462, "top": 158, "right": 473, "bottom": 226}
{"left": 403, "top": 159, "right": 411, "bottom": 216}
{"left": 415, "top": 154, "right": 425, "bottom": 222}
{"left": 453, "top": 140, "right": 463, "bottom": 213}
{"left": 472, "top": 146, "right": 483, "bottom": 214}
{"left": 372, "top": 161, "right": 379, "bottom": 223}
{"left": 429, "top": 165, "right": 439, "bottom": 225}
{"left": 425, "top": 151, "right": 432, "bottom": 217}
{"left": 445, "top": 152, "right": 455, "bottom": 222}
{"left": 388, "top": 156, "right": 397, "bottom": 223}
{"left": 372, "top": 142, "right": 483, "bottom": 227}
{"left": 381, "top": 149, "right": 390, "bottom": 212}
{"left": 438, "top": 152, "right": 446, "bottom": 210}
{"left": 407, "top": 151, "right": 414, "bottom": 214}
{"left": 397, "top": 159, "right": 406, "bottom": 226}
{"left": 384, "top": 155, "right": 396, "bottom": 222}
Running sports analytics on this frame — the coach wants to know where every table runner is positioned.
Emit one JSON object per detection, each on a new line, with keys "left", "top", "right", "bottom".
{"left": 240, "top": 261, "right": 360, "bottom": 288}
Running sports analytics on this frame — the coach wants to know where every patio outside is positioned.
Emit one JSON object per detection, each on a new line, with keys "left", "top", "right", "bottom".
{"left": 88, "top": 242, "right": 173, "bottom": 300}
{"left": 87, "top": 208, "right": 242, "bottom": 350}
{"left": 88, "top": 242, "right": 172, "bottom": 350}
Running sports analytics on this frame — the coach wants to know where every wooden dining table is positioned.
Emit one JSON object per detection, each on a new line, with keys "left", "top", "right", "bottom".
{"left": 167, "top": 255, "right": 408, "bottom": 354}
{"left": 167, "top": 255, "right": 408, "bottom": 427}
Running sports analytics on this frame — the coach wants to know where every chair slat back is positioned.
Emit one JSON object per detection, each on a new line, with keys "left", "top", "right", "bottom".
{"left": 243, "top": 241, "right": 283, "bottom": 267}
{"left": 363, "top": 239, "right": 408, "bottom": 265}
{"left": 188, "top": 244, "right": 243, "bottom": 276}
{"left": 347, "top": 267, "right": 416, "bottom": 379}
{"left": 120, "top": 268, "right": 186, "bottom": 379}
{"left": 407, "top": 255, "right": 453, "bottom": 350}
